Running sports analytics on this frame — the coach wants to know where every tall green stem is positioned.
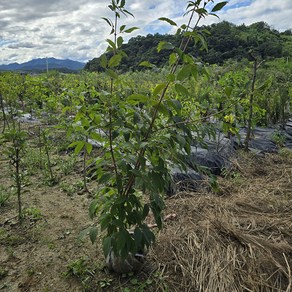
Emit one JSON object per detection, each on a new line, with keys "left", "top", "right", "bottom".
{"left": 122, "top": 4, "right": 204, "bottom": 197}
{"left": 244, "top": 53, "right": 264, "bottom": 151}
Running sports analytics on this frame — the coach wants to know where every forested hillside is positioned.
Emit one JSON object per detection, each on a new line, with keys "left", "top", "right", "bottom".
{"left": 85, "top": 21, "right": 292, "bottom": 72}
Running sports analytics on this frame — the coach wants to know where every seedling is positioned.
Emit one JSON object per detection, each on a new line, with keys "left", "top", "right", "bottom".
{"left": 23, "top": 206, "right": 43, "bottom": 220}
{"left": 82, "top": 0, "right": 229, "bottom": 269}
{"left": 1, "top": 122, "right": 27, "bottom": 222}
{"left": 0, "top": 186, "right": 11, "bottom": 207}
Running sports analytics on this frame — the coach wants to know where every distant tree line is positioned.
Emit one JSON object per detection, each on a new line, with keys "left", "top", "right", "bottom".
{"left": 84, "top": 21, "right": 292, "bottom": 72}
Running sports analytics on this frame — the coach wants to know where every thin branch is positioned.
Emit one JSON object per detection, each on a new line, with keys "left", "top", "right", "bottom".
{"left": 152, "top": 104, "right": 235, "bottom": 133}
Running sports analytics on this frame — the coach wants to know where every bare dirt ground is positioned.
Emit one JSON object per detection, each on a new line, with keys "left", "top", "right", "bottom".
{"left": 1, "top": 124, "right": 292, "bottom": 291}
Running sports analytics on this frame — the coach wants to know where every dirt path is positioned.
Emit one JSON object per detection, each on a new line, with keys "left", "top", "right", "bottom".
{"left": 0, "top": 158, "right": 100, "bottom": 291}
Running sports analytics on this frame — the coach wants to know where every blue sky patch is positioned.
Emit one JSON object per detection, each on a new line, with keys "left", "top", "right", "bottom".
{"left": 225, "top": 0, "right": 253, "bottom": 10}
{"left": 145, "top": 21, "right": 171, "bottom": 35}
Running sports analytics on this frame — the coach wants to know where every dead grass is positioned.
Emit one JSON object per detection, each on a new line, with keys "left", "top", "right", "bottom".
{"left": 151, "top": 151, "right": 292, "bottom": 292}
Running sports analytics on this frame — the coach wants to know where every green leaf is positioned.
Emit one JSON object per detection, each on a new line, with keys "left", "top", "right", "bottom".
{"left": 146, "top": 279, "right": 153, "bottom": 285}
{"left": 77, "top": 226, "right": 91, "bottom": 241}
{"left": 211, "top": 1, "right": 228, "bottom": 12}
{"left": 89, "top": 200, "right": 99, "bottom": 219}
{"left": 85, "top": 142, "right": 93, "bottom": 154}
{"left": 176, "top": 134, "right": 186, "bottom": 147}
{"left": 116, "top": 230, "right": 127, "bottom": 254}
{"left": 190, "top": 63, "right": 199, "bottom": 79}
{"left": 157, "top": 41, "right": 174, "bottom": 53}
{"left": 152, "top": 83, "right": 166, "bottom": 96}
{"left": 123, "top": 9, "right": 134, "bottom": 18}
{"left": 141, "top": 225, "right": 155, "bottom": 247}
{"left": 105, "top": 69, "right": 118, "bottom": 79}
{"left": 116, "top": 176, "right": 123, "bottom": 194}
{"left": 139, "top": 61, "right": 154, "bottom": 68}
{"left": 175, "top": 28, "right": 182, "bottom": 35}
{"left": 142, "top": 204, "right": 149, "bottom": 219}
{"left": 130, "top": 278, "right": 138, "bottom": 285}
{"left": 74, "top": 141, "right": 85, "bottom": 155}
{"left": 117, "top": 36, "right": 124, "bottom": 48}
{"left": 123, "top": 132, "right": 130, "bottom": 142}
{"left": 157, "top": 103, "right": 169, "bottom": 116}
{"left": 106, "top": 39, "right": 116, "bottom": 50}
{"left": 99, "top": 173, "right": 114, "bottom": 184}
{"left": 167, "top": 73, "right": 175, "bottom": 82}
{"left": 89, "top": 226, "right": 98, "bottom": 244}
{"left": 68, "top": 141, "right": 79, "bottom": 148}
{"left": 100, "top": 54, "right": 107, "bottom": 69}
{"left": 112, "top": 130, "right": 119, "bottom": 141}
{"left": 177, "top": 64, "right": 192, "bottom": 81}
{"left": 103, "top": 236, "right": 112, "bottom": 256}
{"left": 209, "top": 13, "right": 220, "bottom": 19}
{"left": 124, "top": 27, "right": 139, "bottom": 33}
{"left": 175, "top": 83, "right": 189, "bottom": 97}
{"left": 225, "top": 86, "right": 233, "bottom": 97}
{"left": 102, "top": 17, "right": 113, "bottom": 28}
{"left": 139, "top": 141, "right": 148, "bottom": 149}
{"left": 119, "top": 24, "right": 126, "bottom": 33}
{"left": 168, "top": 99, "right": 182, "bottom": 111}
{"left": 127, "top": 94, "right": 148, "bottom": 104}
{"left": 169, "top": 53, "right": 177, "bottom": 65}
{"left": 90, "top": 131, "right": 103, "bottom": 141}
{"left": 100, "top": 213, "right": 113, "bottom": 231}
{"left": 196, "top": 8, "right": 208, "bottom": 16}
{"left": 108, "top": 54, "right": 122, "bottom": 67}
{"left": 158, "top": 17, "right": 177, "bottom": 26}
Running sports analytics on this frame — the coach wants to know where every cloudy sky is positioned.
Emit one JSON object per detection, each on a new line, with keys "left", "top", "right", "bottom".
{"left": 0, "top": 0, "right": 291, "bottom": 65}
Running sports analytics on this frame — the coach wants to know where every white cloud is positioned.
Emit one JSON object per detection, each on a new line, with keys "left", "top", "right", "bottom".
{"left": 218, "top": 0, "right": 292, "bottom": 31}
{"left": 0, "top": 0, "right": 291, "bottom": 65}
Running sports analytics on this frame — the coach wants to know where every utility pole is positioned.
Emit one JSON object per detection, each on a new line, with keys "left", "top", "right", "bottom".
{"left": 46, "top": 57, "right": 49, "bottom": 73}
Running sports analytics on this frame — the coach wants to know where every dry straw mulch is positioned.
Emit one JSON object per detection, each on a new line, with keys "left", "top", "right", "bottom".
{"left": 151, "top": 150, "right": 292, "bottom": 292}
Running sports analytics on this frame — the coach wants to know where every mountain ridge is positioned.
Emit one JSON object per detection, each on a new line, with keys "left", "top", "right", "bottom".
{"left": 0, "top": 57, "right": 85, "bottom": 72}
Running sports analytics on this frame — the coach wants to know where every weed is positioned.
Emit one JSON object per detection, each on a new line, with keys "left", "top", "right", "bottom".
{"left": 4, "top": 247, "right": 15, "bottom": 261}
{"left": 22, "top": 147, "right": 46, "bottom": 174}
{"left": 0, "top": 267, "right": 8, "bottom": 280}
{"left": 4, "top": 234, "right": 25, "bottom": 246}
{"left": 60, "top": 181, "right": 75, "bottom": 195}
{"left": 1, "top": 123, "right": 27, "bottom": 221}
{"left": 0, "top": 186, "right": 11, "bottom": 207}
{"left": 121, "top": 271, "right": 167, "bottom": 292}
{"left": 23, "top": 206, "right": 43, "bottom": 220}
{"left": 279, "top": 147, "right": 292, "bottom": 159}
{"left": 65, "top": 257, "right": 95, "bottom": 290}
{"left": 221, "top": 167, "right": 242, "bottom": 182}
{"left": 271, "top": 131, "right": 286, "bottom": 147}
{"left": 40, "top": 128, "right": 56, "bottom": 184}
{"left": 99, "top": 278, "right": 113, "bottom": 289}
{"left": 74, "top": 179, "right": 84, "bottom": 191}
{"left": 26, "top": 268, "right": 36, "bottom": 277}
{"left": 128, "top": 277, "right": 153, "bottom": 291}
{"left": 60, "top": 180, "right": 84, "bottom": 195}
{"left": 43, "top": 174, "right": 59, "bottom": 186}
{"left": 0, "top": 228, "right": 7, "bottom": 239}
{"left": 59, "top": 155, "right": 77, "bottom": 175}
{"left": 65, "top": 257, "right": 89, "bottom": 278}
{"left": 47, "top": 242, "right": 56, "bottom": 250}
